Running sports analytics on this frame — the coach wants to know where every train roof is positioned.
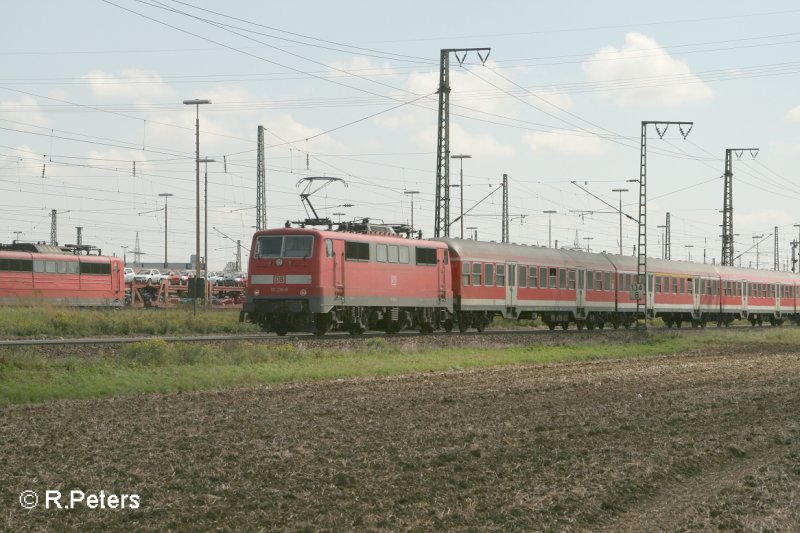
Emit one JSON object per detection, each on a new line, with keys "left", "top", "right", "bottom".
{"left": 255, "top": 227, "right": 448, "bottom": 248}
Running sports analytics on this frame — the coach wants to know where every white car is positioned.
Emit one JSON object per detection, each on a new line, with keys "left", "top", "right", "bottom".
{"left": 133, "top": 269, "right": 163, "bottom": 285}
{"left": 124, "top": 267, "right": 136, "bottom": 283}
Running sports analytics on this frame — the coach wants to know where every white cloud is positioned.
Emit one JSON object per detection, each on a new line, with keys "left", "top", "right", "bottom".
{"left": 582, "top": 32, "right": 713, "bottom": 107}
{"left": 84, "top": 69, "right": 173, "bottom": 100}
{"left": 523, "top": 130, "right": 608, "bottom": 156}
{"left": 0, "top": 95, "right": 49, "bottom": 128}
{"left": 328, "top": 56, "right": 396, "bottom": 78}
{"left": 784, "top": 105, "right": 800, "bottom": 122}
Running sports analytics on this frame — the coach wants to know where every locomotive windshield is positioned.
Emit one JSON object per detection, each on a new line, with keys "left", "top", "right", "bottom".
{"left": 255, "top": 235, "right": 314, "bottom": 258}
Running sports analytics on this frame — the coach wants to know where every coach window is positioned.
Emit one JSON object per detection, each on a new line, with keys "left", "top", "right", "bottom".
{"left": 596, "top": 272, "right": 603, "bottom": 290}
{"left": 529, "top": 266, "right": 538, "bottom": 288}
{"left": 603, "top": 272, "right": 610, "bottom": 291}
{"left": 472, "top": 262, "right": 482, "bottom": 286}
{"left": 462, "top": 262, "right": 471, "bottom": 286}
{"left": 376, "top": 244, "right": 388, "bottom": 263}
{"left": 399, "top": 246, "right": 410, "bottom": 264}
{"left": 496, "top": 264, "right": 505, "bottom": 287}
{"left": 568, "top": 270, "right": 576, "bottom": 290}
{"left": 325, "top": 239, "right": 334, "bottom": 257}
{"left": 519, "top": 266, "right": 527, "bottom": 288}
{"left": 540, "top": 267, "right": 548, "bottom": 288}
{"left": 586, "top": 271, "right": 594, "bottom": 290}
{"left": 687, "top": 279, "right": 693, "bottom": 294}
{"left": 679, "top": 278, "right": 685, "bottom": 294}
{"left": 485, "top": 263, "right": 495, "bottom": 287}
{"left": 548, "top": 268, "right": 557, "bottom": 289}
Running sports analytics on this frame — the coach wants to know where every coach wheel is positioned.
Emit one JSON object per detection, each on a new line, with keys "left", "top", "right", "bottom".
{"left": 276, "top": 328, "right": 288, "bottom": 337}
{"left": 443, "top": 320, "right": 454, "bottom": 333}
{"left": 701, "top": 319, "right": 708, "bottom": 328}
{"left": 561, "top": 322, "right": 569, "bottom": 330}
{"left": 612, "top": 321, "right": 620, "bottom": 330}
{"left": 458, "top": 320, "right": 469, "bottom": 333}
{"left": 757, "top": 317, "right": 763, "bottom": 326}
{"left": 547, "top": 323, "right": 555, "bottom": 331}
{"left": 769, "top": 317, "right": 777, "bottom": 327}
{"left": 597, "top": 321, "right": 605, "bottom": 330}
{"left": 586, "top": 321, "right": 595, "bottom": 331}
{"left": 476, "top": 320, "right": 486, "bottom": 333}
{"left": 664, "top": 319, "right": 673, "bottom": 328}
{"left": 576, "top": 321, "right": 584, "bottom": 330}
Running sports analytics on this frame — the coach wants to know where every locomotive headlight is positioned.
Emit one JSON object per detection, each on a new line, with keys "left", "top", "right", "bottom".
{"left": 254, "top": 289, "right": 260, "bottom": 296}
{"left": 300, "top": 289, "right": 307, "bottom": 296}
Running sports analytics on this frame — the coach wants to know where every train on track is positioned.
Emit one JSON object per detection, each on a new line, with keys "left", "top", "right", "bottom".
{"left": 0, "top": 242, "right": 124, "bottom": 306}
{"left": 241, "top": 224, "right": 800, "bottom": 336}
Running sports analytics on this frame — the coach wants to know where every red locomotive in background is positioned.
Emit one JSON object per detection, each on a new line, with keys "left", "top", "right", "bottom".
{"left": 0, "top": 242, "right": 124, "bottom": 306}
{"left": 241, "top": 224, "right": 800, "bottom": 335}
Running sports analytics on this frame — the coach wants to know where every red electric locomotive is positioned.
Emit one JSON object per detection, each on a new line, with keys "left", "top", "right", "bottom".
{"left": 0, "top": 242, "right": 125, "bottom": 306}
{"left": 241, "top": 226, "right": 452, "bottom": 335}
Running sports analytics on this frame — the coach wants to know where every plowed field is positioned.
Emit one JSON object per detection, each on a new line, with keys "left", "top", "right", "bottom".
{"left": 3, "top": 347, "right": 799, "bottom": 531}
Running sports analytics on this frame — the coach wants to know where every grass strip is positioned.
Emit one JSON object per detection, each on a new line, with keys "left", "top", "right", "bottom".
{"left": 2, "top": 328, "right": 799, "bottom": 406}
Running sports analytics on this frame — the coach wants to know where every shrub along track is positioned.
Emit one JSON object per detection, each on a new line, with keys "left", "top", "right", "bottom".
{"left": 2, "top": 343, "right": 799, "bottom": 531}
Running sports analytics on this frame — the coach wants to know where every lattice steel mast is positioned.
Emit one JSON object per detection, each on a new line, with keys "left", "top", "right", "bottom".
{"left": 434, "top": 47, "right": 490, "bottom": 237}
{"left": 636, "top": 121, "right": 693, "bottom": 328}
{"left": 720, "top": 147, "right": 758, "bottom": 266}
{"left": 256, "top": 125, "right": 267, "bottom": 230}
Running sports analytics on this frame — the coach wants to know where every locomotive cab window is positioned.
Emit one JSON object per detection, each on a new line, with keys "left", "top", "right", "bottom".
{"left": 256, "top": 235, "right": 314, "bottom": 259}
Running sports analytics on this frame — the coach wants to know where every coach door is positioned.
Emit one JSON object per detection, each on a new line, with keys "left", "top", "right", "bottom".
{"left": 690, "top": 277, "right": 700, "bottom": 317}
{"left": 505, "top": 262, "right": 517, "bottom": 316}
{"left": 576, "top": 268, "right": 586, "bottom": 311}
{"left": 646, "top": 274, "right": 655, "bottom": 313}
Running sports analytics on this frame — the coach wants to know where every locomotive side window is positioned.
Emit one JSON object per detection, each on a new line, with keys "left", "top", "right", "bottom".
{"left": 388, "top": 245, "right": 399, "bottom": 264}
{"left": 399, "top": 246, "right": 410, "bottom": 264}
{"left": 485, "top": 263, "right": 495, "bottom": 286}
{"left": 0, "top": 258, "right": 33, "bottom": 272}
{"left": 79, "top": 263, "right": 111, "bottom": 275}
{"left": 496, "top": 264, "right": 505, "bottom": 287}
{"left": 529, "top": 266, "right": 537, "bottom": 288}
{"left": 519, "top": 266, "right": 527, "bottom": 288}
{"left": 376, "top": 244, "right": 388, "bottom": 263}
{"left": 415, "top": 247, "right": 437, "bottom": 265}
{"left": 462, "top": 262, "right": 470, "bottom": 286}
{"left": 472, "top": 262, "right": 482, "bottom": 286}
{"left": 345, "top": 241, "right": 370, "bottom": 261}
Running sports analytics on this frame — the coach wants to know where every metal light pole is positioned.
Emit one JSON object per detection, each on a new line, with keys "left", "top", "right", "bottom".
{"left": 685, "top": 244, "right": 694, "bottom": 261}
{"left": 450, "top": 154, "right": 471, "bottom": 239}
{"left": 158, "top": 193, "right": 173, "bottom": 268}
{"left": 584, "top": 237, "right": 594, "bottom": 253}
{"left": 543, "top": 210, "right": 557, "bottom": 247}
{"left": 13, "top": 231, "right": 22, "bottom": 243}
{"left": 753, "top": 234, "right": 764, "bottom": 269}
{"left": 199, "top": 157, "right": 215, "bottom": 305}
{"left": 466, "top": 226, "right": 478, "bottom": 240}
{"left": 656, "top": 225, "right": 667, "bottom": 259}
{"left": 183, "top": 98, "right": 211, "bottom": 314}
{"left": 333, "top": 212, "right": 346, "bottom": 224}
{"left": 121, "top": 245, "right": 128, "bottom": 265}
{"left": 612, "top": 188, "right": 629, "bottom": 255}
{"left": 404, "top": 190, "right": 420, "bottom": 235}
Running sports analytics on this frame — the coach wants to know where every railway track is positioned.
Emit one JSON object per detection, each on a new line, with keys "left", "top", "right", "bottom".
{"left": 0, "top": 322, "right": 787, "bottom": 347}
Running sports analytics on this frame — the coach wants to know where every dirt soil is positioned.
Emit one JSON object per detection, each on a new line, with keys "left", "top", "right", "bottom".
{"left": 2, "top": 348, "right": 800, "bottom": 531}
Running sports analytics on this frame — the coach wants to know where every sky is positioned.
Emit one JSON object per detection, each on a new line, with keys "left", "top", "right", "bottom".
{"left": 2, "top": 0, "right": 800, "bottom": 270}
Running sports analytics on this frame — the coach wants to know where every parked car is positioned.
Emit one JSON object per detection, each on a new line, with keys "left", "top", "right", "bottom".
{"left": 133, "top": 269, "right": 163, "bottom": 285}
{"left": 163, "top": 270, "right": 182, "bottom": 284}
{"left": 180, "top": 270, "right": 196, "bottom": 285}
{"left": 221, "top": 272, "right": 247, "bottom": 287}
{"left": 207, "top": 271, "right": 224, "bottom": 285}
{"left": 124, "top": 267, "right": 136, "bottom": 283}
